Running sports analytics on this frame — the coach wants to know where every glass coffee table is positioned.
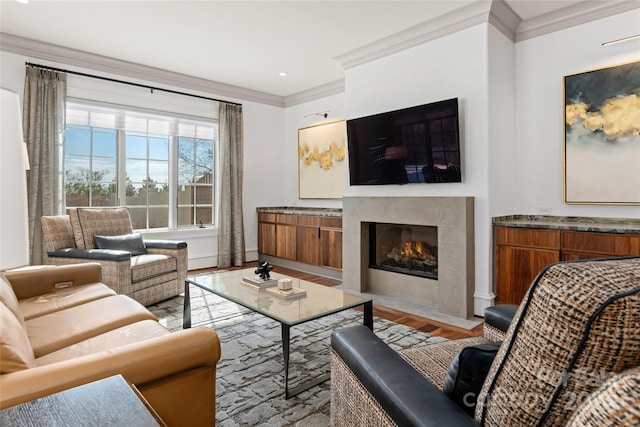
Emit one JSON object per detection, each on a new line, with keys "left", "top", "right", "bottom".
{"left": 183, "top": 268, "right": 373, "bottom": 399}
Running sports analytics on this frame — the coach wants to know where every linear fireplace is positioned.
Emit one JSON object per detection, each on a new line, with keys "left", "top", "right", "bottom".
{"left": 369, "top": 223, "right": 438, "bottom": 280}
{"left": 342, "top": 196, "right": 475, "bottom": 319}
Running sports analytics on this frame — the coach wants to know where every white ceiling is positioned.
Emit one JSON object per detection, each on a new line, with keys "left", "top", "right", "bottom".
{"left": 0, "top": 1, "right": 634, "bottom": 99}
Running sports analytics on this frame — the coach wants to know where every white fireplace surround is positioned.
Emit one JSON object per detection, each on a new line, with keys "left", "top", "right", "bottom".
{"left": 342, "top": 196, "right": 475, "bottom": 320}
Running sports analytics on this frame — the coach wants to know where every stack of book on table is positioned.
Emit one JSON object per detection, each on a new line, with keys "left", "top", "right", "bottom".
{"left": 241, "top": 276, "right": 277, "bottom": 289}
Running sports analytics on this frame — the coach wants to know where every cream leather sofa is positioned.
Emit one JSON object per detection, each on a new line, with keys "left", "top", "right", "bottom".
{"left": 0, "top": 263, "right": 220, "bottom": 426}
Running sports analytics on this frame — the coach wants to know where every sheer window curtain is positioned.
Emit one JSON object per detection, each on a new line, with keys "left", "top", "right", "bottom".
{"left": 217, "top": 103, "right": 246, "bottom": 268}
{"left": 23, "top": 66, "right": 67, "bottom": 264}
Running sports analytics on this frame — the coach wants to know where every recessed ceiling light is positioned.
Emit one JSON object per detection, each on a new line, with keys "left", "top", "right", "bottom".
{"left": 16, "top": 0, "right": 29, "bottom": 4}
{"left": 279, "top": 72, "right": 287, "bottom": 77}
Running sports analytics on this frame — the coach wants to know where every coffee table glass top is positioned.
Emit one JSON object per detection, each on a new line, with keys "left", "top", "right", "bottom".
{"left": 186, "top": 268, "right": 371, "bottom": 326}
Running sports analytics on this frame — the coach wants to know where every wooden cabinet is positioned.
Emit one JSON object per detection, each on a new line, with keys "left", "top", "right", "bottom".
{"left": 319, "top": 225, "right": 342, "bottom": 269}
{"left": 495, "top": 227, "right": 560, "bottom": 305}
{"left": 258, "top": 216, "right": 277, "bottom": 256}
{"left": 258, "top": 210, "right": 342, "bottom": 270}
{"left": 494, "top": 224, "right": 640, "bottom": 305}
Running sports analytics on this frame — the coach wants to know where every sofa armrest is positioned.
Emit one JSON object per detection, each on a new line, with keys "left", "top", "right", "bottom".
{"left": 48, "top": 248, "right": 131, "bottom": 262}
{"left": 144, "top": 239, "right": 187, "bottom": 250}
{"left": 2, "top": 263, "right": 103, "bottom": 300}
{"left": 0, "top": 326, "right": 220, "bottom": 409}
{"left": 331, "top": 325, "right": 476, "bottom": 427}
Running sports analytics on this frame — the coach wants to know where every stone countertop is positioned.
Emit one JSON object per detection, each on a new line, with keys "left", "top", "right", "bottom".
{"left": 493, "top": 215, "right": 640, "bottom": 234}
{"left": 256, "top": 206, "right": 342, "bottom": 217}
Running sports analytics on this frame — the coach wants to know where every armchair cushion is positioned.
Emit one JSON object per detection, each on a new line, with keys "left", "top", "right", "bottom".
{"left": 443, "top": 341, "right": 502, "bottom": 416}
{"left": 94, "top": 233, "right": 147, "bottom": 256}
{"left": 40, "top": 215, "right": 76, "bottom": 252}
{"left": 130, "top": 255, "right": 176, "bottom": 282}
{"left": 72, "top": 207, "right": 133, "bottom": 249}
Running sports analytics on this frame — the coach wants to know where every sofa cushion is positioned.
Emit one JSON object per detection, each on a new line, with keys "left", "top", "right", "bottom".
{"left": 74, "top": 207, "right": 134, "bottom": 249}
{"left": 19, "top": 283, "right": 116, "bottom": 321}
{"left": 566, "top": 366, "right": 640, "bottom": 427}
{"left": 0, "top": 303, "right": 36, "bottom": 373}
{"left": 443, "top": 341, "right": 502, "bottom": 416}
{"left": 131, "top": 254, "right": 176, "bottom": 282}
{"left": 26, "top": 295, "right": 157, "bottom": 357}
{"left": 36, "top": 319, "right": 169, "bottom": 366}
{"left": 0, "top": 276, "right": 26, "bottom": 329}
{"left": 94, "top": 233, "right": 147, "bottom": 256}
{"left": 476, "top": 257, "right": 640, "bottom": 426}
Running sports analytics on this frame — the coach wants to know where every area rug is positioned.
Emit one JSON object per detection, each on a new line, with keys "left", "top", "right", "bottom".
{"left": 148, "top": 284, "right": 447, "bottom": 427}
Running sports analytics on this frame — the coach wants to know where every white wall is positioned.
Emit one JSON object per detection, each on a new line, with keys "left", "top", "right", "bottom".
{"left": 343, "top": 24, "right": 494, "bottom": 315}
{"left": 0, "top": 50, "right": 288, "bottom": 269}
{"left": 514, "top": 9, "right": 640, "bottom": 219}
{"left": 283, "top": 93, "right": 345, "bottom": 208}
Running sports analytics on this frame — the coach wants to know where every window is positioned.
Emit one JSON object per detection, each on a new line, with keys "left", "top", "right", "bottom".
{"left": 64, "top": 101, "right": 217, "bottom": 230}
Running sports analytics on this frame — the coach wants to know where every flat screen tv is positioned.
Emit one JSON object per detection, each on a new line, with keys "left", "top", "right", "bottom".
{"left": 347, "top": 98, "right": 461, "bottom": 185}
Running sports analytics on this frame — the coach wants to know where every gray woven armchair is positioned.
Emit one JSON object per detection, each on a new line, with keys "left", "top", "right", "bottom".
{"left": 331, "top": 257, "right": 640, "bottom": 426}
{"left": 41, "top": 207, "right": 187, "bottom": 306}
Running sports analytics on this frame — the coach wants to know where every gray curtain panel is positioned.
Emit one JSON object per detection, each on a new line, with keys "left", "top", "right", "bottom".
{"left": 23, "top": 66, "right": 67, "bottom": 264}
{"left": 217, "top": 103, "right": 246, "bottom": 268}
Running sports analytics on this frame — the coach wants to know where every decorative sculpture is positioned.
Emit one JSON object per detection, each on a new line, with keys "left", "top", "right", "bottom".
{"left": 255, "top": 260, "right": 273, "bottom": 280}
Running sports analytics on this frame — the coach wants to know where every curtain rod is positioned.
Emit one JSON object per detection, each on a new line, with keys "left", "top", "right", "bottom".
{"left": 25, "top": 62, "right": 242, "bottom": 107}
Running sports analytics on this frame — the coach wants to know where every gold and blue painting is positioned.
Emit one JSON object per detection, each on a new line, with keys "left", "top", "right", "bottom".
{"left": 564, "top": 60, "right": 640, "bottom": 205}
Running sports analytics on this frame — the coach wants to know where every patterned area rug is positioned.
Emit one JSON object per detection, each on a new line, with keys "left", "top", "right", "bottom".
{"left": 148, "top": 283, "right": 446, "bottom": 427}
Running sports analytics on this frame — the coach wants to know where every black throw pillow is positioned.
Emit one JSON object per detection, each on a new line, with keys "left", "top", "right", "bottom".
{"left": 94, "top": 233, "right": 147, "bottom": 256}
{"left": 443, "top": 341, "right": 502, "bottom": 416}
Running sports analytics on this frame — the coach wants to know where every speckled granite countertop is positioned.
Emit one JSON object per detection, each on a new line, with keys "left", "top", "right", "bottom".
{"left": 493, "top": 215, "right": 640, "bottom": 234}
{"left": 256, "top": 206, "right": 342, "bottom": 217}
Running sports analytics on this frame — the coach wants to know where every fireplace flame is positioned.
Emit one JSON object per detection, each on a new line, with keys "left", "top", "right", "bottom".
{"left": 390, "top": 241, "right": 436, "bottom": 263}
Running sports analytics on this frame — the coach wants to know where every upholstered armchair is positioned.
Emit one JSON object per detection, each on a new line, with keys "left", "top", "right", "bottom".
{"left": 41, "top": 207, "right": 187, "bottom": 306}
{"left": 331, "top": 257, "right": 640, "bottom": 426}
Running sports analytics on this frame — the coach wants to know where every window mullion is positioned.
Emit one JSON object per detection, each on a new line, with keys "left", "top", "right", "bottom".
{"left": 169, "top": 134, "right": 178, "bottom": 229}
{"left": 117, "top": 129, "right": 126, "bottom": 206}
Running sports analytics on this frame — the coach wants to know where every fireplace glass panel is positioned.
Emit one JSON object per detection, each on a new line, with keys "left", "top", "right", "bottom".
{"left": 369, "top": 222, "right": 438, "bottom": 280}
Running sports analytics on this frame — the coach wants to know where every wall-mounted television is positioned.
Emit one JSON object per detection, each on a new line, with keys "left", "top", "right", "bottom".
{"left": 347, "top": 98, "right": 461, "bottom": 185}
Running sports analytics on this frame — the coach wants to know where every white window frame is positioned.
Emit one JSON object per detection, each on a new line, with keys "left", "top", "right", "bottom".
{"left": 64, "top": 99, "right": 217, "bottom": 231}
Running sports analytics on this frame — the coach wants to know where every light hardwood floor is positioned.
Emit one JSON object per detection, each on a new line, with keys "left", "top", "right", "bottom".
{"left": 190, "top": 263, "right": 484, "bottom": 340}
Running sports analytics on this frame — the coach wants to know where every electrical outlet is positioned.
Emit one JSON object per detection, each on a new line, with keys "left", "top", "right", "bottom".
{"left": 537, "top": 207, "right": 552, "bottom": 214}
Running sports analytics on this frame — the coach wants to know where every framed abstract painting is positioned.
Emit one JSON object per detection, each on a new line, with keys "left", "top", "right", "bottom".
{"left": 564, "top": 60, "right": 640, "bottom": 205}
{"left": 298, "top": 120, "right": 347, "bottom": 199}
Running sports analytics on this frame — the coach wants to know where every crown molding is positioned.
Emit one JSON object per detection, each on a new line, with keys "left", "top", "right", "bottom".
{"left": 0, "top": 32, "right": 285, "bottom": 107}
{"left": 515, "top": 0, "right": 640, "bottom": 42}
{"left": 334, "top": 1, "right": 493, "bottom": 70}
{"left": 489, "top": 0, "right": 521, "bottom": 42}
{"left": 284, "top": 79, "right": 345, "bottom": 107}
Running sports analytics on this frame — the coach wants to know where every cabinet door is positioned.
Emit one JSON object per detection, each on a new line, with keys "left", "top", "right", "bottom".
{"left": 275, "top": 224, "right": 296, "bottom": 260}
{"left": 320, "top": 228, "right": 342, "bottom": 269}
{"left": 258, "top": 222, "right": 276, "bottom": 256}
{"left": 495, "top": 245, "right": 559, "bottom": 305}
{"left": 296, "top": 226, "right": 320, "bottom": 265}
